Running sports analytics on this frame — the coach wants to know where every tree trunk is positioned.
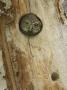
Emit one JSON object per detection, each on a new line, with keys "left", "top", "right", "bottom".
{"left": 0, "top": 0, "right": 67, "bottom": 90}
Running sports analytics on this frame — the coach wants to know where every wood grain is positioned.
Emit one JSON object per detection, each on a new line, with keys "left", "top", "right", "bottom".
{"left": 0, "top": 0, "right": 67, "bottom": 90}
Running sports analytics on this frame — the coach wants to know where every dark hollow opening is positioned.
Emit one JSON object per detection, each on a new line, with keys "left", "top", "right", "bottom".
{"left": 51, "top": 72, "right": 59, "bottom": 81}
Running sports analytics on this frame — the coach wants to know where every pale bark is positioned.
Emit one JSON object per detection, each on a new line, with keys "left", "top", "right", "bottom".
{"left": 0, "top": 0, "right": 67, "bottom": 90}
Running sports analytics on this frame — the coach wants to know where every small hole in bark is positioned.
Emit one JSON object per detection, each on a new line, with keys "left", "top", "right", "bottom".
{"left": 51, "top": 72, "right": 59, "bottom": 81}
{"left": 4, "top": 88, "right": 7, "bottom": 90}
{"left": 16, "top": 71, "right": 19, "bottom": 77}
{"left": 0, "top": 72, "right": 1, "bottom": 74}
{"left": 3, "top": 75, "right": 6, "bottom": 79}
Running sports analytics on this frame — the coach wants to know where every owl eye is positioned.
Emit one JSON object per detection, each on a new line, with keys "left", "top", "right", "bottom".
{"left": 33, "top": 23, "right": 39, "bottom": 27}
{"left": 25, "top": 22, "right": 29, "bottom": 24}
{"left": 25, "top": 20, "right": 30, "bottom": 25}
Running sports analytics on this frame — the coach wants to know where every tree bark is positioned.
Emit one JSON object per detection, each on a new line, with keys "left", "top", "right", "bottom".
{"left": 0, "top": 0, "right": 67, "bottom": 90}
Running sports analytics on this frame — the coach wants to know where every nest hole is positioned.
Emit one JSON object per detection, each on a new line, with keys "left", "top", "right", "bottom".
{"left": 51, "top": 72, "right": 59, "bottom": 81}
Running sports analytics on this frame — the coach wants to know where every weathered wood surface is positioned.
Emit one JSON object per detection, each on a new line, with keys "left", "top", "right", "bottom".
{"left": 0, "top": 0, "right": 67, "bottom": 90}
